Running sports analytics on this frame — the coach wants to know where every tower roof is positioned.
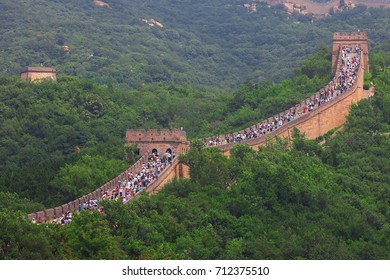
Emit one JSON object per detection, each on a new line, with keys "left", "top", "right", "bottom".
{"left": 20, "top": 66, "right": 56, "bottom": 74}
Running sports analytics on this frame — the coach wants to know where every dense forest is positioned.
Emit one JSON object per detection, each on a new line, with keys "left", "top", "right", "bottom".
{"left": 0, "top": 48, "right": 332, "bottom": 208}
{"left": 1, "top": 63, "right": 389, "bottom": 258}
{"left": 1, "top": 1, "right": 390, "bottom": 260}
{"left": 1, "top": 0, "right": 390, "bottom": 90}
{"left": 1, "top": 45, "right": 390, "bottom": 259}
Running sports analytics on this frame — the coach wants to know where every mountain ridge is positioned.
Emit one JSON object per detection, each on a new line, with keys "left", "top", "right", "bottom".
{"left": 1, "top": 0, "right": 390, "bottom": 90}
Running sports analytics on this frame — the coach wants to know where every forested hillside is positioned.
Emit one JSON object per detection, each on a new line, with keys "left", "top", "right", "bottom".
{"left": 0, "top": 49, "right": 331, "bottom": 208}
{"left": 1, "top": 0, "right": 390, "bottom": 89}
{"left": 1, "top": 0, "right": 390, "bottom": 261}
{"left": 0, "top": 57, "right": 389, "bottom": 259}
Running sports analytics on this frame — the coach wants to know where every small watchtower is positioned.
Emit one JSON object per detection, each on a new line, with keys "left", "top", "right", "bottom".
{"left": 20, "top": 66, "right": 57, "bottom": 82}
{"left": 125, "top": 128, "right": 188, "bottom": 156}
{"left": 332, "top": 32, "right": 369, "bottom": 74}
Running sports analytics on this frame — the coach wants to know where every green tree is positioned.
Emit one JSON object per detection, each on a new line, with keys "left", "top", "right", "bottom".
{"left": 0, "top": 210, "right": 64, "bottom": 259}
{"left": 61, "top": 210, "right": 125, "bottom": 260}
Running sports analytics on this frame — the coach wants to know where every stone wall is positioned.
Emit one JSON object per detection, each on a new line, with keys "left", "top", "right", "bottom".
{"left": 27, "top": 153, "right": 190, "bottom": 221}
{"left": 28, "top": 153, "right": 150, "bottom": 221}
{"left": 125, "top": 128, "right": 188, "bottom": 155}
{"left": 20, "top": 67, "right": 57, "bottom": 82}
{"left": 332, "top": 32, "right": 369, "bottom": 73}
{"left": 27, "top": 32, "right": 369, "bottom": 222}
{"left": 215, "top": 47, "right": 365, "bottom": 156}
{"left": 143, "top": 158, "right": 190, "bottom": 195}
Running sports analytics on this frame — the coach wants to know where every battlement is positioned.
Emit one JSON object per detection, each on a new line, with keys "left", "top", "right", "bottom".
{"left": 125, "top": 128, "right": 188, "bottom": 156}
{"left": 20, "top": 66, "right": 57, "bottom": 82}
{"left": 332, "top": 31, "right": 369, "bottom": 73}
{"left": 26, "top": 32, "right": 372, "bottom": 224}
{"left": 333, "top": 32, "right": 368, "bottom": 41}
{"left": 125, "top": 128, "right": 187, "bottom": 143}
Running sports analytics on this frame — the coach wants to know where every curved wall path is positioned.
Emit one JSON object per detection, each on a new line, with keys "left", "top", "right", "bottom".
{"left": 27, "top": 32, "right": 370, "bottom": 222}
{"left": 212, "top": 48, "right": 366, "bottom": 156}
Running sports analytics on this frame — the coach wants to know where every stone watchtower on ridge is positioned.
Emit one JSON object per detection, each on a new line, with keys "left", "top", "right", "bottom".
{"left": 125, "top": 128, "right": 189, "bottom": 156}
{"left": 20, "top": 66, "right": 57, "bottom": 82}
{"left": 332, "top": 31, "right": 369, "bottom": 74}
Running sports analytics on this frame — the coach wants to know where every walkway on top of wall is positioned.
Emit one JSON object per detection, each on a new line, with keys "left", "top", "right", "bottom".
{"left": 27, "top": 32, "right": 371, "bottom": 222}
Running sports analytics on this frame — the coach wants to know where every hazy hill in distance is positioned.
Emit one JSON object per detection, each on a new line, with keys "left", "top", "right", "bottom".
{"left": 1, "top": 0, "right": 390, "bottom": 90}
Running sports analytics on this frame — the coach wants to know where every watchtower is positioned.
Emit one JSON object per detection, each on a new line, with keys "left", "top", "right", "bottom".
{"left": 20, "top": 66, "right": 57, "bottom": 82}
{"left": 125, "top": 128, "right": 188, "bottom": 156}
{"left": 332, "top": 32, "right": 369, "bottom": 73}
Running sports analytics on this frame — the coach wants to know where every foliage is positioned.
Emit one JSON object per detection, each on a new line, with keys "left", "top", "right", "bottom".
{"left": 1, "top": 1, "right": 390, "bottom": 90}
{"left": 50, "top": 155, "right": 129, "bottom": 202}
{"left": 95, "top": 97, "right": 390, "bottom": 259}
{"left": 84, "top": 80, "right": 390, "bottom": 260}
{"left": 94, "top": 58, "right": 390, "bottom": 260}
{"left": 0, "top": 209, "right": 65, "bottom": 259}
{"left": 364, "top": 72, "right": 372, "bottom": 90}
{"left": 181, "top": 144, "right": 231, "bottom": 189}
{"left": 0, "top": 49, "right": 389, "bottom": 260}
{"left": 0, "top": 192, "right": 44, "bottom": 213}
{"left": 60, "top": 210, "right": 126, "bottom": 259}
{"left": 292, "top": 127, "right": 323, "bottom": 157}
{"left": 0, "top": 1, "right": 390, "bottom": 260}
{"left": 0, "top": 77, "right": 135, "bottom": 207}
{"left": 0, "top": 49, "right": 332, "bottom": 208}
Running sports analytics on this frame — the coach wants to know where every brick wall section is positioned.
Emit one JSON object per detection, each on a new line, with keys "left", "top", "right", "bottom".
{"left": 125, "top": 128, "right": 188, "bottom": 156}
{"left": 27, "top": 32, "right": 369, "bottom": 221}
{"left": 143, "top": 158, "right": 190, "bottom": 195}
{"left": 332, "top": 32, "right": 369, "bottom": 73}
{"left": 20, "top": 67, "right": 57, "bottom": 82}
{"left": 28, "top": 153, "right": 150, "bottom": 221}
{"left": 204, "top": 44, "right": 342, "bottom": 148}
{"left": 217, "top": 49, "right": 365, "bottom": 156}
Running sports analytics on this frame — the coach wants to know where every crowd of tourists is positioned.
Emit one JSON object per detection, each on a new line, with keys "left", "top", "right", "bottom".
{"left": 33, "top": 46, "right": 362, "bottom": 224}
{"left": 100, "top": 151, "right": 173, "bottom": 204}
{"left": 34, "top": 150, "right": 175, "bottom": 224}
{"left": 203, "top": 46, "right": 361, "bottom": 147}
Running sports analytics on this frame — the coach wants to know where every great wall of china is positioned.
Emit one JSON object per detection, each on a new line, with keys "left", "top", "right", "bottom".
{"left": 27, "top": 32, "right": 372, "bottom": 222}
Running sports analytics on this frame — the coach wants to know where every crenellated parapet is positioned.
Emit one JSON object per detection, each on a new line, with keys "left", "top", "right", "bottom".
{"left": 20, "top": 66, "right": 57, "bottom": 82}
{"left": 332, "top": 31, "right": 369, "bottom": 73}
{"left": 125, "top": 128, "right": 189, "bottom": 156}
{"left": 333, "top": 32, "right": 368, "bottom": 40}
{"left": 27, "top": 32, "right": 372, "bottom": 223}
{"left": 28, "top": 153, "right": 150, "bottom": 222}
{"left": 203, "top": 33, "right": 368, "bottom": 156}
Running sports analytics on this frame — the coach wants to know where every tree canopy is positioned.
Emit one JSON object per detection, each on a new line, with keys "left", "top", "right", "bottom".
{"left": 1, "top": 60, "right": 389, "bottom": 259}
{"left": 0, "top": 1, "right": 389, "bottom": 260}
{"left": 1, "top": 0, "right": 390, "bottom": 90}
